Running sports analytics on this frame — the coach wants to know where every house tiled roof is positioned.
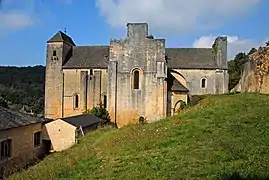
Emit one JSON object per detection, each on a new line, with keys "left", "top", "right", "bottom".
{"left": 165, "top": 48, "right": 219, "bottom": 69}
{"left": 62, "top": 114, "right": 102, "bottom": 128}
{"left": 63, "top": 46, "right": 109, "bottom": 69}
{"left": 0, "top": 106, "right": 47, "bottom": 131}
{"left": 47, "top": 31, "right": 76, "bottom": 46}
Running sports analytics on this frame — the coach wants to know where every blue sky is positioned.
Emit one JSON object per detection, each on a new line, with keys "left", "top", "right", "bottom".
{"left": 0, "top": 0, "right": 268, "bottom": 66}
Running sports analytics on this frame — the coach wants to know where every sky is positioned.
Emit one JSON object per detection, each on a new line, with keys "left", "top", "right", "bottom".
{"left": 0, "top": 0, "right": 268, "bottom": 66}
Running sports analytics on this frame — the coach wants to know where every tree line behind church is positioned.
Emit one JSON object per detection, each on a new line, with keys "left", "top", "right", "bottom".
{"left": 0, "top": 43, "right": 266, "bottom": 115}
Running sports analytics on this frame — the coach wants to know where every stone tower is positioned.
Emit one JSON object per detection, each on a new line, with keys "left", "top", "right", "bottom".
{"left": 213, "top": 37, "right": 229, "bottom": 94}
{"left": 107, "top": 23, "right": 167, "bottom": 127}
{"left": 44, "top": 31, "right": 75, "bottom": 119}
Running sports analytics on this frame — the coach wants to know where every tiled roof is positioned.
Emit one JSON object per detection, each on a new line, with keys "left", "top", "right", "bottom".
{"left": 0, "top": 106, "right": 46, "bottom": 131}
{"left": 62, "top": 114, "right": 102, "bottom": 128}
{"left": 47, "top": 31, "right": 76, "bottom": 46}
{"left": 62, "top": 46, "right": 218, "bottom": 69}
{"left": 171, "top": 79, "right": 189, "bottom": 92}
{"left": 166, "top": 48, "right": 219, "bottom": 69}
{"left": 63, "top": 46, "right": 109, "bottom": 69}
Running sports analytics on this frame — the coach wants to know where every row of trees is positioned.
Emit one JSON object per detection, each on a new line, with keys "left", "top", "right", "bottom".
{"left": 228, "top": 48, "right": 257, "bottom": 90}
{"left": 0, "top": 66, "right": 45, "bottom": 114}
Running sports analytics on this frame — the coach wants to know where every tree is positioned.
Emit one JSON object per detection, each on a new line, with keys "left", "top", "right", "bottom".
{"left": 266, "top": 41, "right": 269, "bottom": 46}
{"left": 248, "top": 48, "right": 257, "bottom": 55}
{"left": 228, "top": 52, "right": 250, "bottom": 90}
{"left": 234, "top": 52, "right": 249, "bottom": 73}
{"left": 0, "top": 96, "right": 9, "bottom": 108}
{"left": 83, "top": 104, "right": 111, "bottom": 126}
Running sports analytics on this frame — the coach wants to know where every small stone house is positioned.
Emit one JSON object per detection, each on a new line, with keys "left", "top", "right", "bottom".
{"left": 0, "top": 106, "right": 47, "bottom": 177}
{"left": 42, "top": 114, "right": 102, "bottom": 152}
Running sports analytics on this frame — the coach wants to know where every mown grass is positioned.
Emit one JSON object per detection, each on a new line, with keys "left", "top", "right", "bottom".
{"left": 10, "top": 93, "right": 269, "bottom": 180}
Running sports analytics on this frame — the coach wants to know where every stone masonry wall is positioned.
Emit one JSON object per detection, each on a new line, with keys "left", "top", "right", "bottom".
{"left": 62, "top": 68, "right": 107, "bottom": 118}
{"left": 45, "top": 42, "right": 72, "bottom": 119}
{"left": 0, "top": 123, "right": 44, "bottom": 176}
{"left": 108, "top": 23, "right": 167, "bottom": 127}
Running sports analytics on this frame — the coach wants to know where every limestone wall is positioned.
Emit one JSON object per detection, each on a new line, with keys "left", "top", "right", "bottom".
{"left": 0, "top": 123, "right": 44, "bottom": 176}
{"left": 108, "top": 23, "right": 167, "bottom": 127}
{"left": 172, "top": 69, "right": 228, "bottom": 95}
{"left": 62, "top": 68, "right": 107, "bottom": 118}
{"left": 42, "top": 119, "right": 76, "bottom": 151}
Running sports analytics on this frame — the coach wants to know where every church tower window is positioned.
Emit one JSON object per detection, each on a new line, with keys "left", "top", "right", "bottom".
{"left": 53, "top": 50, "right": 57, "bottom": 56}
{"left": 133, "top": 70, "right": 140, "bottom": 89}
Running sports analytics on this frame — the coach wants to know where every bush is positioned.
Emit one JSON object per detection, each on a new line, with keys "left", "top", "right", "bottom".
{"left": 83, "top": 105, "right": 110, "bottom": 126}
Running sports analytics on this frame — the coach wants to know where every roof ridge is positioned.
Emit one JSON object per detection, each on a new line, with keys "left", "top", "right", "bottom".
{"left": 166, "top": 47, "right": 212, "bottom": 50}
{"left": 47, "top": 31, "right": 76, "bottom": 46}
{"left": 75, "top": 45, "right": 109, "bottom": 48}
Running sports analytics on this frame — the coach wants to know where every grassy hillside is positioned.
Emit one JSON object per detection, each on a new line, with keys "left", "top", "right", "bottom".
{"left": 10, "top": 93, "right": 269, "bottom": 180}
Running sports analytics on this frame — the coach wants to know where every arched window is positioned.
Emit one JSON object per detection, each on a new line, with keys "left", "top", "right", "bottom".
{"left": 74, "top": 94, "right": 79, "bottom": 109}
{"left": 133, "top": 70, "right": 139, "bottom": 89}
{"left": 53, "top": 50, "right": 57, "bottom": 56}
{"left": 201, "top": 78, "right": 206, "bottom": 88}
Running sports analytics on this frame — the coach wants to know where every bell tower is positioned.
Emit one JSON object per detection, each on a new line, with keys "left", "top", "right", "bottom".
{"left": 44, "top": 31, "right": 75, "bottom": 119}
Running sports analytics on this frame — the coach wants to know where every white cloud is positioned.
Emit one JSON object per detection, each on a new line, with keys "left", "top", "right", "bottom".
{"left": 96, "top": 0, "right": 260, "bottom": 34}
{"left": 193, "top": 35, "right": 265, "bottom": 60}
{"left": 0, "top": 12, "right": 33, "bottom": 31}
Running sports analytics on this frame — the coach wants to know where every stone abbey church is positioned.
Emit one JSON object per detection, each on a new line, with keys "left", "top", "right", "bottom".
{"left": 45, "top": 23, "right": 229, "bottom": 127}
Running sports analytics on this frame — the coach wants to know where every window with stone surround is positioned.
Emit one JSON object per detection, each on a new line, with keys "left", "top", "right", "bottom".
{"left": 201, "top": 78, "right": 207, "bottom": 88}
{"left": 133, "top": 70, "right": 140, "bottom": 89}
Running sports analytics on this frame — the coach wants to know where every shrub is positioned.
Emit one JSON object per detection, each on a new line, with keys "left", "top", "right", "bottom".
{"left": 83, "top": 104, "right": 110, "bottom": 126}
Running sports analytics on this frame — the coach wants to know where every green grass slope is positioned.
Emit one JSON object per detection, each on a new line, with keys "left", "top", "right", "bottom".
{"left": 10, "top": 93, "right": 269, "bottom": 180}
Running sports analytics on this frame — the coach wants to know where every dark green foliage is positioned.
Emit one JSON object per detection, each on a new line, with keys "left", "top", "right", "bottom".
{"left": 234, "top": 52, "right": 249, "bottom": 73}
{"left": 189, "top": 95, "right": 207, "bottom": 106}
{"left": 228, "top": 52, "right": 251, "bottom": 90}
{"left": 228, "top": 60, "right": 241, "bottom": 90}
{"left": 266, "top": 41, "right": 269, "bottom": 46}
{"left": 0, "top": 66, "right": 45, "bottom": 114}
{"left": 212, "top": 40, "right": 218, "bottom": 54}
{"left": 83, "top": 105, "right": 110, "bottom": 125}
{"left": 248, "top": 48, "right": 257, "bottom": 55}
{"left": 0, "top": 96, "right": 8, "bottom": 108}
